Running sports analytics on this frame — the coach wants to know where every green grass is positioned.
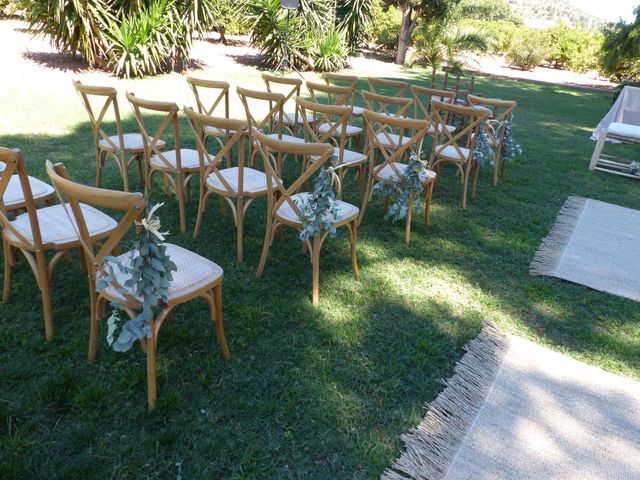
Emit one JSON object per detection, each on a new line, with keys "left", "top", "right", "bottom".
{"left": 1, "top": 63, "right": 640, "bottom": 479}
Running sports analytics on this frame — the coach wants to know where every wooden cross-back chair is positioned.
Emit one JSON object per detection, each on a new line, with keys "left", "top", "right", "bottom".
{"left": 0, "top": 148, "right": 117, "bottom": 340}
{"left": 410, "top": 85, "right": 458, "bottom": 155}
{"left": 0, "top": 156, "right": 55, "bottom": 215}
{"left": 467, "top": 94, "right": 517, "bottom": 186}
{"left": 253, "top": 130, "right": 360, "bottom": 305}
{"left": 185, "top": 107, "right": 270, "bottom": 263}
{"left": 262, "top": 74, "right": 312, "bottom": 135}
{"left": 367, "top": 77, "right": 409, "bottom": 97}
{"left": 73, "top": 80, "right": 156, "bottom": 192}
{"left": 186, "top": 76, "right": 234, "bottom": 149}
{"left": 360, "top": 111, "right": 435, "bottom": 244}
{"left": 306, "top": 81, "right": 363, "bottom": 149}
{"left": 127, "top": 93, "right": 199, "bottom": 233}
{"left": 45, "top": 160, "right": 229, "bottom": 410}
{"left": 362, "top": 90, "right": 413, "bottom": 118}
{"left": 322, "top": 72, "right": 364, "bottom": 116}
{"left": 297, "top": 98, "right": 367, "bottom": 203}
{"left": 429, "top": 100, "right": 489, "bottom": 209}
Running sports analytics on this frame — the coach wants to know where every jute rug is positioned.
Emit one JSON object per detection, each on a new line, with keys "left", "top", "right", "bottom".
{"left": 383, "top": 323, "right": 640, "bottom": 479}
{"left": 530, "top": 196, "right": 640, "bottom": 301}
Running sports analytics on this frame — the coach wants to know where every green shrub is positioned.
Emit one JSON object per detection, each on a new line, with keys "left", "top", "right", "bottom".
{"left": 366, "top": 4, "right": 401, "bottom": 52}
{"left": 311, "top": 29, "right": 349, "bottom": 71}
{"left": 0, "top": 0, "right": 19, "bottom": 17}
{"left": 506, "top": 33, "right": 549, "bottom": 70}
{"left": 545, "top": 24, "right": 603, "bottom": 72}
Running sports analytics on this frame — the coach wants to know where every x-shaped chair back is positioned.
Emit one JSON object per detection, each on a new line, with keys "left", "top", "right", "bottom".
{"left": 236, "top": 87, "right": 285, "bottom": 136}
{"left": 126, "top": 93, "right": 182, "bottom": 173}
{"left": 322, "top": 72, "right": 359, "bottom": 107}
{"left": 363, "top": 109, "right": 430, "bottom": 177}
{"left": 45, "top": 160, "right": 145, "bottom": 310}
{"left": 430, "top": 100, "right": 489, "bottom": 166}
{"left": 411, "top": 85, "right": 456, "bottom": 122}
{"left": 467, "top": 94, "right": 517, "bottom": 151}
{"left": 262, "top": 74, "right": 303, "bottom": 129}
{"left": 184, "top": 107, "right": 248, "bottom": 197}
{"left": 253, "top": 129, "right": 334, "bottom": 222}
{"left": 367, "top": 77, "right": 408, "bottom": 97}
{"left": 0, "top": 148, "right": 42, "bottom": 252}
{"left": 297, "top": 98, "right": 351, "bottom": 164}
{"left": 362, "top": 91, "right": 413, "bottom": 118}
{"left": 186, "top": 76, "right": 230, "bottom": 118}
{"left": 307, "top": 81, "right": 354, "bottom": 107}
{"left": 73, "top": 80, "right": 125, "bottom": 152}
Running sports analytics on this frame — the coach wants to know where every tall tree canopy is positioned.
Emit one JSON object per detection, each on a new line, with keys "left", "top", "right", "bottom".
{"left": 380, "top": 0, "right": 461, "bottom": 64}
{"left": 601, "top": 7, "right": 640, "bottom": 81}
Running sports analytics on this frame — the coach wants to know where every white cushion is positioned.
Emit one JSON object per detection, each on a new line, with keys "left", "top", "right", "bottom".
{"left": 3, "top": 175, "right": 55, "bottom": 209}
{"left": 428, "top": 124, "right": 457, "bottom": 134}
{"left": 276, "top": 192, "right": 359, "bottom": 225}
{"left": 204, "top": 125, "right": 238, "bottom": 137}
{"left": 282, "top": 112, "right": 315, "bottom": 125}
{"left": 265, "top": 133, "right": 305, "bottom": 143}
{"left": 206, "top": 167, "right": 273, "bottom": 195}
{"left": 150, "top": 149, "right": 200, "bottom": 170}
{"left": 103, "top": 243, "right": 223, "bottom": 302}
{"left": 608, "top": 122, "right": 640, "bottom": 141}
{"left": 318, "top": 123, "right": 362, "bottom": 136}
{"left": 98, "top": 133, "right": 162, "bottom": 151}
{"left": 350, "top": 106, "right": 364, "bottom": 116}
{"left": 310, "top": 147, "right": 367, "bottom": 167}
{"left": 375, "top": 132, "right": 411, "bottom": 148}
{"left": 435, "top": 144, "right": 471, "bottom": 161}
{"left": 6, "top": 203, "right": 117, "bottom": 248}
{"left": 375, "top": 162, "right": 436, "bottom": 183}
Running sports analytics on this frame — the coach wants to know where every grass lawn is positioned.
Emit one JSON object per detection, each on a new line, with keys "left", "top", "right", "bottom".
{"left": 1, "top": 63, "right": 640, "bottom": 479}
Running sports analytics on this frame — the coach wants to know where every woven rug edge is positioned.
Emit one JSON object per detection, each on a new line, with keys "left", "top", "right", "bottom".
{"left": 381, "top": 322, "right": 511, "bottom": 480}
{"left": 530, "top": 196, "right": 588, "bottom": 277}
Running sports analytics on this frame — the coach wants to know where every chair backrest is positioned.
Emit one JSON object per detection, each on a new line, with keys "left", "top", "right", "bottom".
{"left": 443, "top": 71, "right": 475, "bottom": 101}
{"left": 362, "top": 91, "right": 413, "bottom": 118}
{"left": 367, "top": 77, "right": 408, "bottom": 97}
{"left": 262, "top": 74, "right": 303, "bottom": 120}
{"left": 252, "top": 129, "right": 334, "bottom": 221}
{"left": 73, "top": 80, "right": 125, "bottom": 151}
{"left": 236, "top": 87, "right": 285, "bottom": 137}
{"left": 184, "top": 107, "right": 248, "bottom": 196}
{"left": 322, "top": 72, "right": 359, "bottom": 106}
{"left": 297, "top": 98, "right": 351, "bottom": 165}
{"left": 186, "top": 76, "right": 230, "bottom": 118}
{"left": 306, "top": 81, "right": 354, "bottom": 107}
{"left": 467, "top": 95, "right": 516, "bottom": 152}
{"left": 410, "top": 85, "right": 456, "bottom": 121}
{"left": 45, "top": 160, "right": 145, "bottom": 307}
{"left": 430, "top": 100, "right": 490, "bottom": 163}
{"left": 363, "top": 110, "right": 430, "bottom": 178}
{"left": 126, "top": 93, "right": 182, "bottom": 171}
{"left": 0, "top": 147, "right": 42, "bottom": 251}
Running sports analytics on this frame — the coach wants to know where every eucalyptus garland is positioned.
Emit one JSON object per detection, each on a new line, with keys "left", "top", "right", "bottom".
{"left": 629, "top": 161, "right": 640, "bottom": 176}
{"left": 473, "top": 121, "right": 496, "bottom": 167}
{"left": 500, "top": 117, "right": 523, "bottom": 163}
{"left": 295, "top": 166, "right": 340, "bottom": 241}
{"left": 96, "top": 203, "right": 177, "bottom": 352}
{"left": 373, "top": 154, "right": 429, "bottom": 222}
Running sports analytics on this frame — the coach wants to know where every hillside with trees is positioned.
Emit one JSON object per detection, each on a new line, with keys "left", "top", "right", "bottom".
{"left": 507, "top": 0, "right": 608, "bottom": 30}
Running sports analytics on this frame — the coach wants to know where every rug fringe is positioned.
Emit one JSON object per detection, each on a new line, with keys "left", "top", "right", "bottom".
{"left": 530, "top": 196, "right": 587, "bottom": 276}
{"left": 381, "top": 322, "right": 511, "bottom": 480}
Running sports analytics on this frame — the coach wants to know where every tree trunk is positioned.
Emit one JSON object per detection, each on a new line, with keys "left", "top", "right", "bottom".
{"left": 395, "top": 3, "right": 416, "bottom": 65}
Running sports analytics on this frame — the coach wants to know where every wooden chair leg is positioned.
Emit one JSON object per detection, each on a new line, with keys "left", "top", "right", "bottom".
{"left": 256, "top": 221, "right": 275, "bottom": 278}
{"left": 88, "top": 292, "right": 100, "bottom": 364}
{"left": 349, "top": 221, "right": 359, "bottom": 277}
{"left": 176, "top": 174, "right": 186, "bottom": 234}
{"left": 120, "top": 154, "right": 130, "bottom": 192}
{"left": 136, "top": 155, "right": 144, "bottom": 183}
{"left": 589, "top": 132, "right": 607, "bottom": 170}
{"left": 145, "top": 336, "right": 157, "bottom": 411}
{"left": 36, "top": 251, "right": 54, "bottom": 341}
{"left": 213, "top": 284, "right": 230, "bottom": 360}
{"left": 311, "top": 234, "right": 322, "bottom": 305}
{"left": 493, "top": 156, "right": 500, "bottom": 187}
{"left": 2, "top": 239, "right": 13, "bottom": 303}
{"left": 236, "top": 197, "right": 244, "bottom": 263}
{"left": 405, "top": 198, "right": 413, "bottom": 244}
{"left": 424, "top": 180, "right": 434, "bottom": 225}
{"left": 461, "top": 167, "right": 470, "bottom": 209}
{"left": 471, "top": 162, "right": 480, "bottom": 199}
{"left": 96, "top": 151, "right": 104, "bottom": 188}
{"left": 358, "top": 165, "right": 366, "bottom": 206}
{"left": 193, "top": 191, "right": 208, "bottom": 239}
{"left": 501, "top": 156, "right": 508, "bottom": 179}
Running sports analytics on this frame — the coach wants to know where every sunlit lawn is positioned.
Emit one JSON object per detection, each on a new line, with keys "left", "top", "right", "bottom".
{"left": 1, "top": 63, "right": 640, "bottom": 479}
